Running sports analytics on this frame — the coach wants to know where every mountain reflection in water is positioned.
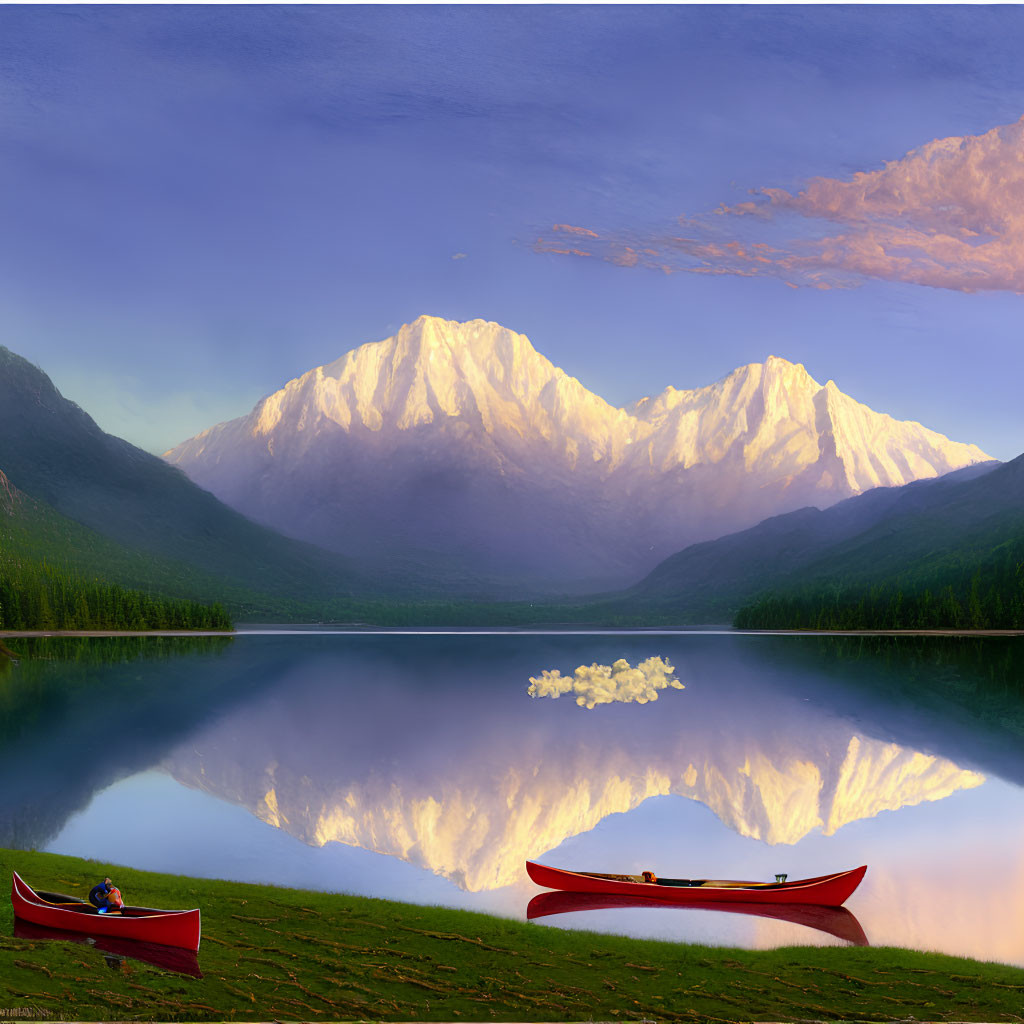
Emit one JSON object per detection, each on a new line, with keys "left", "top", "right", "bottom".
{"left": 10, "top": 632, "right": 1022, "bottom": 965}
{"left": 145, "top": 635, "right": 984, "bottom": 892}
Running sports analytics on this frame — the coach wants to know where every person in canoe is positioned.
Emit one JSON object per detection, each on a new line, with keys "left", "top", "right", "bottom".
{"left": 88, "top": 877, "right": 125, "bottom": 914}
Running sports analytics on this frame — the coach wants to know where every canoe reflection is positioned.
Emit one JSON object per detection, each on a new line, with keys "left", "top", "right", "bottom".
{"left": 526, "top": 890, "right": 869, "bottom": 946}
{"left": 13, "top": 919, "right": 203, "bottom": 977}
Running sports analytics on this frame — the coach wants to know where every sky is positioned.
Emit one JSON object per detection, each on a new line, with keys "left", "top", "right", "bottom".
{"left": 2, "top": 5, "right": 1024, "bottom": 460}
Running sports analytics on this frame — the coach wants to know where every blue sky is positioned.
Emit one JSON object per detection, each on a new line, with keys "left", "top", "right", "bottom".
{"left": 3, "top": 5, "right": 1024, "bottom": 459}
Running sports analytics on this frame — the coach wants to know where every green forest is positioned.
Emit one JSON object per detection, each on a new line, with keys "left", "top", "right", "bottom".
{"left": 735, "top": 531, "right": 1024, "bottom": 630}
{"left": 0, "top": 552, "right": 232, "bottom": 632}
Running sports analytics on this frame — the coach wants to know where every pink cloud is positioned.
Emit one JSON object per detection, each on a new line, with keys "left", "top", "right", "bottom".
{"left": 537, "top": 115, "right": 1024, "bottom": 293}
{"left": 550, "top": 223, "right": 600, "bottom": 238}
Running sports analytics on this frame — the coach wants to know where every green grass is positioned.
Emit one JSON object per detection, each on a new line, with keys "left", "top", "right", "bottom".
{"left": 1, "top": 849, "right": 1021, "bottom": 1022}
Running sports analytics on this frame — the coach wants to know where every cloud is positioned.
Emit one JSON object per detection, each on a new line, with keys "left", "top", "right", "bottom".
{"left": 537, "top": 115, "right": 1024, "bottom": 293}
{"left": 527, "top": 656, "right": 683, "bottom": 708}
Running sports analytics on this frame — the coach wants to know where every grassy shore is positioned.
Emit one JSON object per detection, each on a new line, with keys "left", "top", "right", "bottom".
{"left": 1, "top": 849, "right": 1022, "bottom": 1022}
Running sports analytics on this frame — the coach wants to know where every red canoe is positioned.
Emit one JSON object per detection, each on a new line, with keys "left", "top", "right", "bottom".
{"left": 526, "top": 890, "right": 869, "bottom": 946}
{"left": 526, "top": 861, "right": 866, "bottom": 907}
{"left": 11, "top": 872, "right": 201, "bottom": 952}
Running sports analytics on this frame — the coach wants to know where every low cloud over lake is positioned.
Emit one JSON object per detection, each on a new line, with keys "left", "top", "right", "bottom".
{"left": 528, "top": 656, "right": 683, "bottom": 709}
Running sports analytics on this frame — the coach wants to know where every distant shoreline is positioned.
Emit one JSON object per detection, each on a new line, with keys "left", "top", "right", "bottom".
{"left": 0, "top": 629, "right": 236, "bottom": 638}
{"left": 1, "top": 626, "right": 1022, "bottom": 639}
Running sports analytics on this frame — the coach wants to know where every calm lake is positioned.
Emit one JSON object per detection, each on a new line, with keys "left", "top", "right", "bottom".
{"left": 2, "top": 630, "right": 1022, "bottom": 966}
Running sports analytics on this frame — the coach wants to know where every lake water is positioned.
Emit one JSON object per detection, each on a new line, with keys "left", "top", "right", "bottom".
{"left": 2, "top": 630, "right": 1022, "bottom": 966}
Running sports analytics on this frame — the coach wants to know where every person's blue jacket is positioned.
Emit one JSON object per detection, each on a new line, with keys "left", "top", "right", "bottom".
{"left": 89, "top": 880, "right": 113, "bottom": 910}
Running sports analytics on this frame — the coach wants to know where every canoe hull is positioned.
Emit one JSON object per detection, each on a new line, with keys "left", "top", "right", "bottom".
{"left": 526, "top": 861, "right": 866, "bottom": 907}
{"left": 11, "top": 872, "right": 201, "bottom": 952}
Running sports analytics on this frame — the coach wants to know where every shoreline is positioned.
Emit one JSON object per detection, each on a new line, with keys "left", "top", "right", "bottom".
{"left": 2, "top": 626, "right": 1023, "bottom": 638}
{"left": 0, "top": 629, "right": 236, "bottom": 638}
{"left": 2, "top": 846, "right": 1022, "bottom": 1022}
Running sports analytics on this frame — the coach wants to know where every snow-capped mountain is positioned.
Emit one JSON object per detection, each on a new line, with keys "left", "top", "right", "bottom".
{"left": 165, "top": 315, "right": 991, "bottom": 590}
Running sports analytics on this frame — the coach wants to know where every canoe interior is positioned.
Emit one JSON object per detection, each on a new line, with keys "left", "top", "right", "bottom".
{"left": 577, "top": 871, "right": 779, "bottom": 889}
{"left": 28, "top": 886, "right": 184, "bottom": 919}
{"left": 573, "top": 868, "right": 852, "bottom": 890}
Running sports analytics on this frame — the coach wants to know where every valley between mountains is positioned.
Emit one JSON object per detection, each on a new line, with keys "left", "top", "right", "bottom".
{"left": 1, "top": 316, "right": 1022, "bottom": 629}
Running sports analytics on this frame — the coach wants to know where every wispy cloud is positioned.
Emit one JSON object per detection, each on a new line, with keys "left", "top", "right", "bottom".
{"left": 528, "top": 656, "right": 683, "bottom": 709}
{"left": 537, "top": 115, "right": 1024, "bottom": 293}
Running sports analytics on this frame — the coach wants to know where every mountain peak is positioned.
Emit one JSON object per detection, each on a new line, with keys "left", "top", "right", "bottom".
{"left": 723, "top": 355, "right": 819, "bottom": 398}
{"left": 763, "top": 353, "right": 806, "bottom": 370}
{"left": 393, "top": 314, "right": 541, "bottom": 358}
{"left": 241, "top": 316, "right": 616, "bottom": 445}
{"left": 761, "top": 353, "right": 816, "bottom": 383}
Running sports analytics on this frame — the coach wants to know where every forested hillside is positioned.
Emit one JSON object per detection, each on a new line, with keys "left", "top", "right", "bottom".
{"left": 0, "top": 555, "right": 231, "bottom": 631}
{"left": 0, "top": 469, "right": 231, "bottom": 631}
{"left": 735, "top": 529, "right": 1024, "bottom": 630}
{"left": 612, "top": 454, "right": 1024, "bottom": 630}
{"left": 0, "top": 347, "right": 375, "bottom": 610}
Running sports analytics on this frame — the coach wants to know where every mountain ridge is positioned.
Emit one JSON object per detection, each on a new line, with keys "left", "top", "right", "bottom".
{"left": 166, "top": 316, "right": 991, "bottom": 590}
{"left": 0, "top": 345, "right": 376, "bottom": 613}
{"left": 608, "top": 456, "right": 1016, "bottom": 622}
